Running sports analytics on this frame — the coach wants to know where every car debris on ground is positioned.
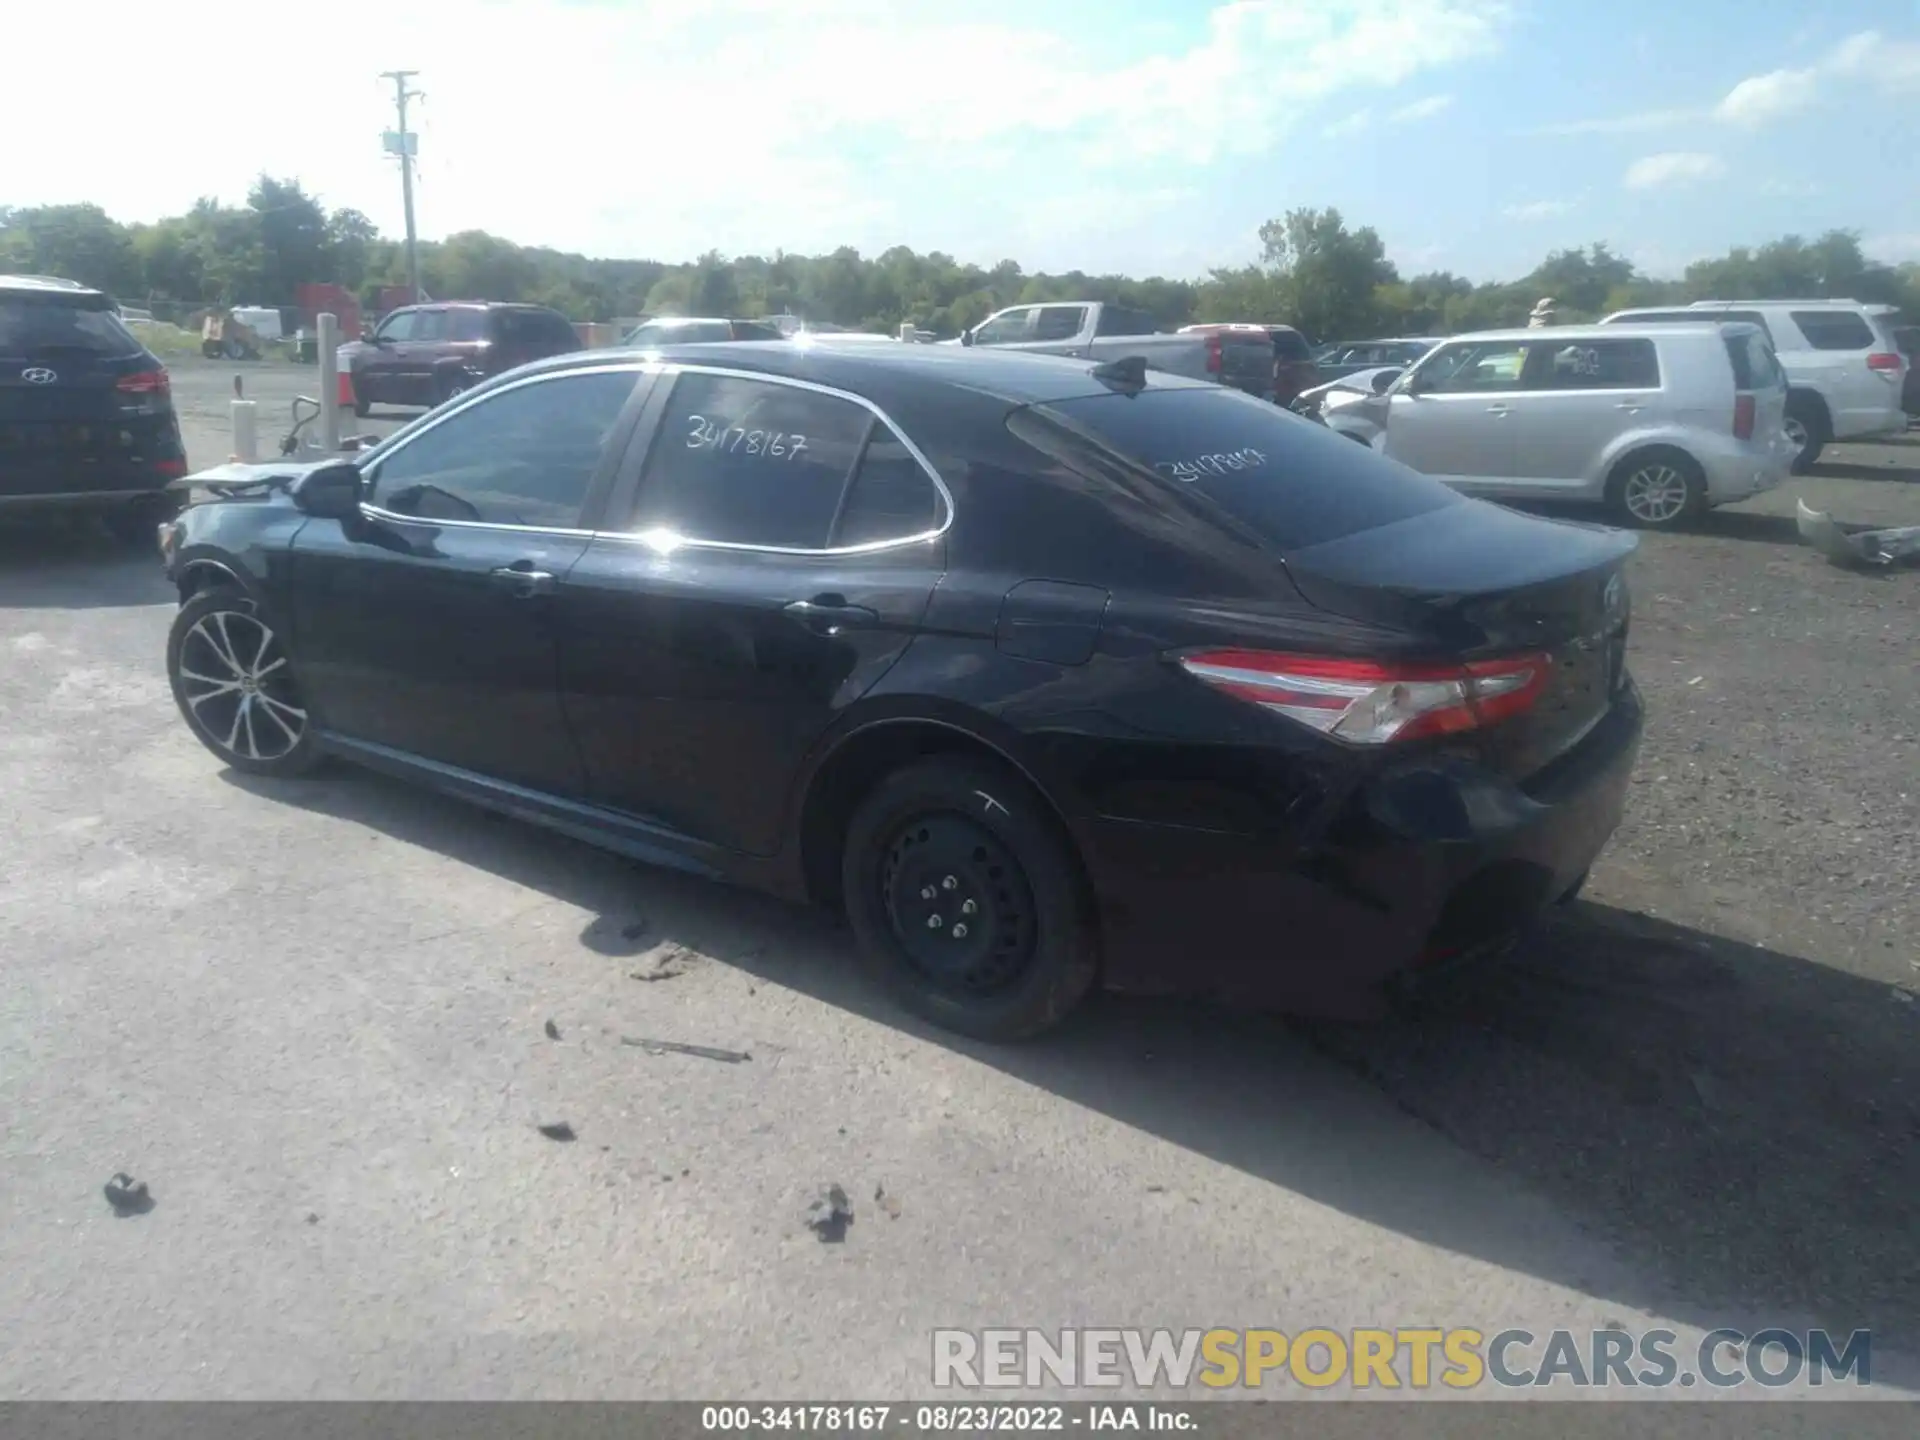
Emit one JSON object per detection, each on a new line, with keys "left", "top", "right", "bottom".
{"left": 1796, "top": 498, "right": 1920, "bottom": 568}
{"left": 543, "top": 1018, "right": 561, "bottom": 1040}
{"left": 102, "top": 1173, "right": 153, "bottom": 1217}
{"left": 805, "top": 1184, "right": 854, "bottom": 1242}
{"left": 874, "top": 1182, "right": 902, "bottom": 1219}
{"left": 620, "top": 1036, "right": 751, "bottom": 1064}
{"left": 536, "top": 1122, "right": 578, "bottom": 1142}
{"left": 629, "top": 943, "right": 698, "bottom": 983}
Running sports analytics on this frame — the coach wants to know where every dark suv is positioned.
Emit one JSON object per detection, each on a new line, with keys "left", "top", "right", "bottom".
{"left": 348, "top": 302, "right": 582, "bottom": 416}
{"left": 1, "top": 274, "right": 187, "bottom": 541}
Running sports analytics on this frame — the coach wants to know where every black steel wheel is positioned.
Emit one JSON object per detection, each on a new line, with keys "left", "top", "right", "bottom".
{"left": 166, "top": 588, "right": 325, "bottom": 777}
{"left": 842, "top": 757, "right": 1098, "bottom": 1041}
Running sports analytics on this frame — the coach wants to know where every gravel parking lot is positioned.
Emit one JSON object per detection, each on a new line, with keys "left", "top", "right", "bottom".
{"left": 1, "top": 355, "right": 1916, "bottom": 1399}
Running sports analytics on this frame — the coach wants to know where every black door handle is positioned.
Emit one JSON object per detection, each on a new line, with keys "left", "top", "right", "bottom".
{"left": 783, "top": 595, "right": 878, "bottom": 632}
{"left": 489, "top": 563, "right": 557, "bottom": 598}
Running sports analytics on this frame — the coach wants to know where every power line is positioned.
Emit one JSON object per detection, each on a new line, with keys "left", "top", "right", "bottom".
{"left": 380, "top": 70, "right": 424, "bottom": 302}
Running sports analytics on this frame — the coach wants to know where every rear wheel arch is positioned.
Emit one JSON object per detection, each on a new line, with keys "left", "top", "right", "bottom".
{"left": 795, "top": 717, "right": 1087, "bottom": 915}
{"left": 1786, "top": 386, "right": 1832, "bottom": 431}
{"left": 176, "top": 557, "right": 246, "bottom": 602}
{"left": 1604, "top": 444, "right": 1707, "bottom": 527}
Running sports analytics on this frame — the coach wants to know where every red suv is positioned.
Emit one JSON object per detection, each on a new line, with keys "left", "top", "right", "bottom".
{"left": 349, "top": 302, "right": 582, "bottom": 415}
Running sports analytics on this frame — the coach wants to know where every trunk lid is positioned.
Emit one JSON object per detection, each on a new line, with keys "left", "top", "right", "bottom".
{"left": 1281, "top": 501, "right": 1636, "bottom": 777}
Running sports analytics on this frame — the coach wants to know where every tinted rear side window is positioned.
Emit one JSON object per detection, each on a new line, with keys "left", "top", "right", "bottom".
{"left": 831, "top": 431, "right": 942, "bottom": 546}
{"left": 1790, "top": 311, "right": 1874, "bottom": 350}
{"left": 0, "top": 299, "right": 142, "bottom": 358}
{"left": 448, "top": 310, "right": 488, "bottom": 342}
{"left": 1018, "top": 386, "right": 1463, "bottom": 553}
{"left": 1269, "top": 328, "right": 1313, "bottom": 361}
{"left": 631, "top": 372, "right": 872, "bottom": 547}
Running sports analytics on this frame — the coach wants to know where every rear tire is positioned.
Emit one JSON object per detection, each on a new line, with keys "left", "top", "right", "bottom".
{"left": 352, "top": 395, "right": 371, "bottom": 418}
{"left": 166, "top": 587, "right": 325, "bottom": 778}
{"left": 1605, "top": 448, "right": 1705, "bottom": 529}
{"left": 1784, "top": 394, "right": 1828, "bottom": 473}
{"left": 841, "top": 757, "right": 1098, "bottom": 1042}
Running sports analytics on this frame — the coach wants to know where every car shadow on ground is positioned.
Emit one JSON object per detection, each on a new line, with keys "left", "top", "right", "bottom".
{"left": 1808, "top": 457, "right": 1920, "bottom": 485}
{"left": 0, "top": 517, "right": 175, "bottom": 610}
{"left": 222, "top": 763, "right": 1920, "bottom": 1370}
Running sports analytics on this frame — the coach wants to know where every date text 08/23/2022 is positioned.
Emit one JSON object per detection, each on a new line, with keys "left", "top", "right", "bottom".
{"left": 700, "top": 1404, "right": 1196, "bottom": 1432}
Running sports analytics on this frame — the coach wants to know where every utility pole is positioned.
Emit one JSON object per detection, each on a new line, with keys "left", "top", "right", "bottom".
{"left": 380, "top": 70, "right": 423, "bottom": 303}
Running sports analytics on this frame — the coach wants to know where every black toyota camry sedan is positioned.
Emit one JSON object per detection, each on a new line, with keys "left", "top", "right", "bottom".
{"left": 158, "top": 342, "right": 1642, "bottom": 1041}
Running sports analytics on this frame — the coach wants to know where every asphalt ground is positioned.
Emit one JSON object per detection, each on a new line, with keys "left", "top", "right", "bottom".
{"left": 0, "top": 353, "right": 1915, "bottom": 1401}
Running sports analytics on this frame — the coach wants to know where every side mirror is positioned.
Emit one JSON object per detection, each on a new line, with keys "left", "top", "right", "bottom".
{"left": 959, "top": 327, "right": 975, "bottom": 347}
{"left": 290, "top": 461, "right": 363, "bottom": 521}
{"left": 1371, "top": 368, "right": 1403, "bottom": 395}
{"left": 358, "top": 327, "right": 373, "bottom": 343}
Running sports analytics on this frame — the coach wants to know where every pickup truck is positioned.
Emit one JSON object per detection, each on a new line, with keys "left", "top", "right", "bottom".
{"left": 958, "top": 301, "right": 1276, "bottom": 399}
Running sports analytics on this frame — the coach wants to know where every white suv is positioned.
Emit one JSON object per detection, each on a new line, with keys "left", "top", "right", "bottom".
{"left": 1348, "top": 323, "right": 1793, "bottom": 528}
{"left": 1600, "top": 299, "right": 1908, "bottom": 470}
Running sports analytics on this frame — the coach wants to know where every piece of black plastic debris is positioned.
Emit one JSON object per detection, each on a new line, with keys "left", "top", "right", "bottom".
{"left": 806, "top": 1184, "right": 854, "bottom": 1242}
{"left": 103, "top": 1173, "right": 154, "bottom": 1218}
{"left": 544, "top": 1018, "right": 561, "bottom": 1041}
{"left": 306, "top": 1212, "right": 320, "bottom": 1225}
{"left": 537, "top": 1122, "right": 577, "bottom": 1142}
{"left": 874, "top": 1182, "right": 902, "bottom": 1220}
{"left": 620, "top": 1036, "right": 751, "bottom": 1064}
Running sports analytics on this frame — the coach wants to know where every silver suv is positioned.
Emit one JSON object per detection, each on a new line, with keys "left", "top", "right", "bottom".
{"left": 1600, "top": 299, "right": 1908, "bottom": 470}
{"left": 1345, "top": 323, "right": 1792, "bottom": 528}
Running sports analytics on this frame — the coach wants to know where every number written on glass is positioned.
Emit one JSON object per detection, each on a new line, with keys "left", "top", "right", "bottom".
{"left": 1155, "top": 447, "right": 1267, "bottom": 483}
{"left": 686, "top": 414, "right": 809, "bottom": 461}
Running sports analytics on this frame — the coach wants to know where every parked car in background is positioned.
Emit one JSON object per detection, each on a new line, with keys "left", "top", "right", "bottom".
{"left": 623, "top": 316, "right": 788, "bottom": 346}
{"left": 1317, "top": 338, "right": 1440, "bottom": 383}
{"left": 1178, "top": 323, "right": 1320, "bottom": 405}
{"left": 1366, "top": 322, "right": 1792, "bottom": 528}
{"left": 349, "top": 301, "right": 582, "bottom": 416}
{"left": 961, "top": 301, "right": 1275, "bottom": 399}
{"left": 1600, "top": 299, "right": 1907, "bottom": 471}
{"left": 1890, "top": 323, "right": 1919, "bottom": 420}
{"left": 1, "top": 273, "right": 186, "bottom": 542}
{"left": 158, "top": 342, "right": 1640, "bottom": 1040}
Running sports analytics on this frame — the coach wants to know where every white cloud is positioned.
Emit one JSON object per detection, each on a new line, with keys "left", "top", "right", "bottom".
{"left": 1715, "top": 29, "right": 1920, "bottom": 126}
{"left": 0, "top": 0, "right": 1513, "bottom": 270}
{"left": 1623, "top": 152, "right": 1726, "bottom": 190}
{"left": 1323, "top": 109, "right": 1375, "bottom": 137}
{"left": 1525, "top": 108, "right": 1702, "bottom": 137}
{"left": 1863, "top": 233, "right": 1920, "bottom": 265}
{"left": 1759, "top": 179, "right": 1823, "bottom": 199}
{"left": 1502, "top": 198, "right": 1577, "bottom": 221}
{"left": 1387, "top": 93, "right": 1455, "bottom": 122}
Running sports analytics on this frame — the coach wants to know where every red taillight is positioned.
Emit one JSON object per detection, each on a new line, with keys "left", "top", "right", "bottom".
{"left": 1733, "top": 393, "right": 1756, "bottom": 440}
{"left": 1176, "top": 649, "right": 1550, "bottom": 745}
{"left": 1867, "top": 351, "right": 1904, "bottom": 374}
{"left": 155, "top": 457, "right": 187, "bottom": 477}
{"left": 1205, "top": 333, "right": 1222, "bottom": 374}
{"left": 116, "top": 368, "right": 171, "bottom": 398}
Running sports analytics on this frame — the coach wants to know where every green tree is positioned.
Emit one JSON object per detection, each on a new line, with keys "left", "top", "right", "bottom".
{"left": 1255, "top": 207, "right": 1398, "bottom": 342}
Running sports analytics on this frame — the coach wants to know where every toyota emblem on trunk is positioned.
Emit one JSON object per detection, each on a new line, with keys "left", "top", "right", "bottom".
{"left": 20, "top": 367, "right": 58, "bottom": 385}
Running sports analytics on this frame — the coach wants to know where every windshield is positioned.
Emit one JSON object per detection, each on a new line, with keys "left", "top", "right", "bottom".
{"left": 1019, "top": 383, "right": 1463, "bottom": 552}
{"left": 0, "top": 299, "right": 142, "bottom": 359}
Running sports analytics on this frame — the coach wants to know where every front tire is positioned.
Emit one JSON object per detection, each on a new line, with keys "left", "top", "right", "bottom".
{"left": 841, "top": 757, "right": 1098, "bottom": 1042}
{"left": 1606, "top": 449, "right": 1705, "bottom": 529}
{"left": 166, "top": 588, "right": 324, "bottom": 777}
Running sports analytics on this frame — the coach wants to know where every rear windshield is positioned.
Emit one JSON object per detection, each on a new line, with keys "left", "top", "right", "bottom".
{"left": 1269, "top": 328, "right": 1313, "bottom": 361}
{"left": 1019, "top": 385, "right": 1463, "bottom": 553}
{"left": 1723, "top": 331, "right": 1783, "bottom": 390}
{"left": 0, "top": 298, "right": 142, "bottom": 359}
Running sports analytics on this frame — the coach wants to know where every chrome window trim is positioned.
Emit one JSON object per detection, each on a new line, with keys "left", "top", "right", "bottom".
{"left": 598, "top": 361, "right": 955, "bottom": 558}
{"left": 356, "top": 360, "right": 661, "bottom": 532}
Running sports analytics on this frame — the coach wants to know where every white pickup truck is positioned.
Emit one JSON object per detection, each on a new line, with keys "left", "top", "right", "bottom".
{"left": 958, "top": 301, "right": 1276, "bottom": 398}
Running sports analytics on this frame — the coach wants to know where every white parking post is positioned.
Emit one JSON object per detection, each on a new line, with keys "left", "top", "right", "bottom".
{"left": 231, "top": 399, "right": 259, "bottom": 462}
{"left": 317, "top": 312, "right": 341, "bottom": 454}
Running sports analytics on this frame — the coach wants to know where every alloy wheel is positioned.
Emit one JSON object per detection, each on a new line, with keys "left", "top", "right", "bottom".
{"left": 1783, "top": 415, "right": 1809, "bottom": 457}
{"left": 879, "top": 813, "right": 1036, "bottom": 998}
{"left": 175, "top": 609, "right": 308, "bottom": 762}
{"left": 1621, "top": 464, "right": 1691, "bottom": 525}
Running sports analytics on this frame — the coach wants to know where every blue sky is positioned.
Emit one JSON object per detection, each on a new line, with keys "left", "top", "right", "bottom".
{"left": 4, "top": 0, "right": 1918, "bottom": 282}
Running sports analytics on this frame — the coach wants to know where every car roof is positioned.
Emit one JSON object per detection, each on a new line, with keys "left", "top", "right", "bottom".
{"left": 0, "top": 273, "right": 108, "bottom": 300}
{"left": 521, "top": 338, "right": 1219, "bottom": 404}
{"left": 1449, "top": 323, "right": 1738, "bottom": 343}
